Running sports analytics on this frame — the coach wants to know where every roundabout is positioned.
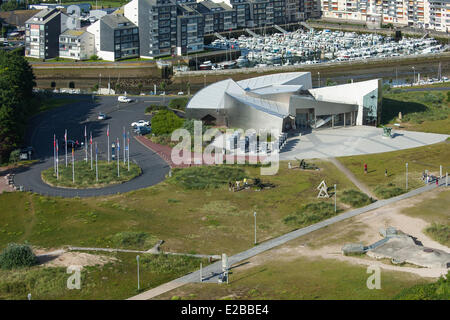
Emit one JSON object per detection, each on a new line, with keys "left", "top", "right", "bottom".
{"left": 13, "top": 95, "right": 172, "bottom": 197}
{"left": 41, "top": 160, "right": 142, "bottom": 189}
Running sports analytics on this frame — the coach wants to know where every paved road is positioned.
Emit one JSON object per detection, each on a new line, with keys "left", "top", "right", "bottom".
{"left": 128, "top": 178, "right": 448, "bottom": 300}
{"left": 13, "top": 94, "right": 175, "bottom": 197}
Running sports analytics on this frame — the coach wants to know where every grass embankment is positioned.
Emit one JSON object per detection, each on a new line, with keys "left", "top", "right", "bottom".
{"left": 0, "top": 252, "right": 208, "bottom": 300}
{"left": 394, "top": 272, "right": 449, "bottom": 300}
{"left": 338, "top": 141, "right": 450, "bottom": 199}
{"left": 382, "top": 89, "right": 450, "bottom": 134}
{"left": 154, "top": 257, "right": 430, "bottom": 300}
{"left": 400, "top": 189, "right": 450, "bottom": 247}
{"left": 41, "top": 160, "right": 141, "bottom": 189}
{"left": 0, "top": 161, "right": 358, "bottom": 255}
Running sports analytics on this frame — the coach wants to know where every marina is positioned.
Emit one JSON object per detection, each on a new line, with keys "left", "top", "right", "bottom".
{"left": 203, "top": 28, "right": 446, "bottom": 70}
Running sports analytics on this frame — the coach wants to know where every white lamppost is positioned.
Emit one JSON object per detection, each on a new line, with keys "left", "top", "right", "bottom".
{"left": 412, "top": 66, "right": 415, "bottom": 85}
{"left": 334, "top": 184, "right": 337, "bottom": 213}
{"left": 406, "top": 162, "right": 408, "bottom": 190}
{"left": 253, "top": 212, "right": 257, "bottom": 245}
{"left": 136, "top": 255, "right": 140, "bottom": 291}
{"left": 318, "top": 71, "right": 320, "bottom": 87}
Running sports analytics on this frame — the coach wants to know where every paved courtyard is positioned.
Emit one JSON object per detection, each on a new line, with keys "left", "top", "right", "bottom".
{"left": 280, "top": 126, "right": 449, "bottom": 160}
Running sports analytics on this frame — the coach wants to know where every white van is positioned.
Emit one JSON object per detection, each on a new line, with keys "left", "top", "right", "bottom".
{"left": 118, "top": 96, "right": 132, "bottom": 103}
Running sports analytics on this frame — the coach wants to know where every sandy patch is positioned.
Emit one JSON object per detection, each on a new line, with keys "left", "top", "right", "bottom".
{"left": 236, "top": 188, "right": 449, "bottom": 279}
{"left": 34, "top": 248, "right": 117, "bottom": 269}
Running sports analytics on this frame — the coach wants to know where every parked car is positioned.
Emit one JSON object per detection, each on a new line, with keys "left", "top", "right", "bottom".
{"left": 135, "top": 126, "right": 151, "bottom": 135}
{"left": 159, "top": 92, "right": 166, "bottom": 96}
{"left": 97, "top": 112, "right": 106, "bottom": 120}
{"left": 177, "top": 91, "right": 184, "bottom": 95}
{"left": 19, "top": 146, "right": 34, "bottom": 160}
{"left": 118, "top": 96, "right": 132, "bottom": 103}
{"left": 131, "top": 120, "right": 150, "bottom": 127}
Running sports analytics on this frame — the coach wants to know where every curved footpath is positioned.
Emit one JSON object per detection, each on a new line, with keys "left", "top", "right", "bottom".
{"left": 13, "top": 95, "right": 170, "bottom": 197}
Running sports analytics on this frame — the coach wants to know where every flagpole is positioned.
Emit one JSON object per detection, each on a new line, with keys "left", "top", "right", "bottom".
{"left": 84, "top": 125, "right": 87, "bottom": 163}
{"left": 90, "top": 132, "right": 93, "bottom": 170}
{"left": 65, "top": 129, "right": 68, "bottom": 167}
{"left": 72, "top": 146, "right": 75, "bottom": 183}
{"left": 127, "top": 131, "right": 130, "bottom": 171}
{"left": 56, "top": 139, "right": 59, "bottom": 180}
{"left": 117, "top": 138, "right": 120, "bottom": 178}
{"left": 53, "top": 134, "right": 56, "bottom": 173}
{"left": 95, "top": 142, "right": 98, "bottom": 182}
{"left": 123, "top": 126, "right": 126, "bottom": 164}
{"left": 107, "top": 124, "right": 110, "bottom": 163}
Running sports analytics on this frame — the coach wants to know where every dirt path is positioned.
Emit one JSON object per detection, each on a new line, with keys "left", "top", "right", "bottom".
{"left": 240, "top": 188, "right": 449, "bottom": 279}
{"left": 328, "top": 157, "right": 378, "bottom": 200}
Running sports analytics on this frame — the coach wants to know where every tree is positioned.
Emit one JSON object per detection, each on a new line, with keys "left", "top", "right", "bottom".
{"left": 151, "top": 110, "right": 184, "bottom": 135}
{"left": 0, "top": 243, "right": 37, "bottom": 269}
{"left": 159, "top": 81, "right": 166, "bottom": 92}
{"left": 0, "top": 51, "right": 36, "bottom": 163}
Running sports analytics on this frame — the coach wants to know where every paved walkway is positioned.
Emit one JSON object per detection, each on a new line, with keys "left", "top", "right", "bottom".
{"left": 127, "top": 178, "right": 447, "bottom": 300}
{"left": 328, "top": 157, "right": 378, "bottom": 200}
{"left": 280, "top": 126, "right": 448, "bottom": 160}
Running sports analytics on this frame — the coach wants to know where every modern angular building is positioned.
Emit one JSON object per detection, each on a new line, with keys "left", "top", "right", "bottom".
{"left": 87, "top": 13, "right": 139, "bottom": 61}
{"left": 25, "top": 8, "right": 68, "bottom": 59}
{"left": 186, "top": 72, "right": 382, "bottom": 132}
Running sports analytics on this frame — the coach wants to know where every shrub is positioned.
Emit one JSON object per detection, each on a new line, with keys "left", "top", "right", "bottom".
{"left": 169, "top": 165, "right": 247, "bottom": 189}
{"left": 374, "top": 183, "right": 405, "bottom": 199}
{"left": 8, "top": 149, "right": 20, "bottom": 163}
{"left": 168, "top": 97, "right": 189, "bottom": 111}
{"left": 394, "top": 272, "right": 449, "bottom": 300}
{"left": 0, "top": 243, "right": 37, "bottom": 270}
{"left": 340, "top": 189, "right": 374, "bottom": 208}
{"left": 283, "top": 202, "right": 340, "bottom": 228}
{"left": 151, "top": 110, "right": 184, "bottom": 135}
{"left": 89, "top": 54, "right": 100, "bottom": 61}
{"left": 145, "top": 105, "right": 167, "bottom": 114}
{"left": 425, "top": 223, "right": 449, "bottom": 247}
{"left": 109, "top": 231, "right": 157, "bottom": 250}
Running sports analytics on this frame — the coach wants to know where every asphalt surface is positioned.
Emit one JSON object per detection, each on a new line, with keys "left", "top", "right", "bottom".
{"left": 13, "top": 94, "right": 176, "bottom": 197}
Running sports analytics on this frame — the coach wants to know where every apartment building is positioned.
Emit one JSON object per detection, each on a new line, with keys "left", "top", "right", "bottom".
{"left": 176, "top": 3, "right": 205, "bottom": 55}
{"left": 321, "top": 0, "right": 449, "bottom": 31}
{"left": 124, "top": 0, "right": 178, "bottom": 58}
{"left": 59, "top": 29, "right": 95, "bottom": 60}
{"left": 196, "top": 0, "right": 237, "bottom": 33}
{"left": 87, "top": 14, "right": 139, "bottom": 61}
{"left": 25, "top": 8, "right": 68, "bottom": 59}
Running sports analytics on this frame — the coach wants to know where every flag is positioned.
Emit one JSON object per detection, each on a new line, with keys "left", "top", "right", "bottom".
{"left": 64, "top": 130, "right": 67, "bottom": 142}
{"left": 107, "top": 125, "right": 109, "bottom": 137}
{"left": 117, "top": 138, "right": 120, "bottom": 151}
{"left": 123, "top": 127, "right": 125, "bottom": 139}
{"left": 90, "top": 132, "right": 92, "bottom": 145}
{"left": 95, "top": 143, "right": 98, "bottom": 155}
{"left": 72, "top": 147, "right": 74, "bottom": 157}
{"left": 56, "top": 140, "right": 58, "bottom": 153}
{"left": 84, "top": 126, "right": 87, "bottom": 137}
{"left": 53, "top": 134, "right": 56, "bottom": 147}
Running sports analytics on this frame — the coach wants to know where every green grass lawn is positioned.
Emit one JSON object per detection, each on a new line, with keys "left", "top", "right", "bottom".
{"left": 153, "top": 256, "right": 430, "bottom": 300}
{"left": 382, "top": 89, "right": 450, "bottom": 134}
{"left": 399, "top": 189, "right": 450, "bottom": 247}
{"left": 0, "top": 161, "right": 359, "bottom": 255}
{"left": 41, "top": 160, "right": 141, "bottom": 189}
{"left": 0, "top": 252, "right": 208, "bottom": 300}
{"left": 338, "top": 141, "right": 450, "bottom": 199}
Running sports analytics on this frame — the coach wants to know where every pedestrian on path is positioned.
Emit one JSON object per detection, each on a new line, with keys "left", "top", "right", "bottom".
{"left": 436, "top": 178, "right": 439, "bottom": 186}
{"left": 228, "top": 181, "right": 232, "bottom": 191}
{"left": 364, "top": 163, "right": 368, "bottom": 174}
{"left": 385, "top": 169, "right": 388, "bottom": 177}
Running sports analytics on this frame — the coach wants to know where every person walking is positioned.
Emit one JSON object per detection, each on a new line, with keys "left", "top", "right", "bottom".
{"left": 228, "top": 181, "right": 232, "bottom": 191}
{"left": 385, "top": 169, "right": 388, "bottom": 177}
{"left": 364, "top": 163, "right": 368, "bottom": 174}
